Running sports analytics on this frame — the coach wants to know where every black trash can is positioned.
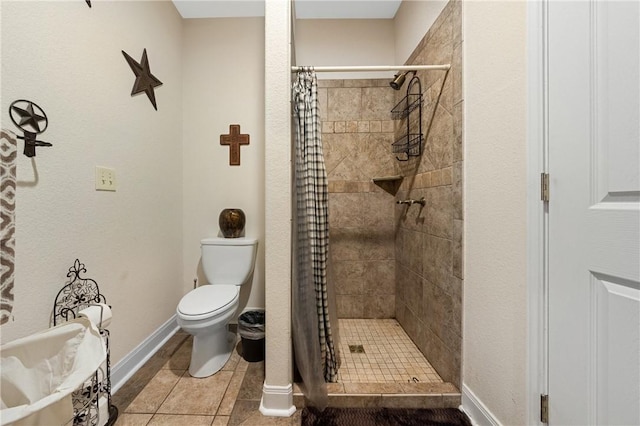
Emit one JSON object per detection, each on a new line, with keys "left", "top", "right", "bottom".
{"left": 238, "top": 310, "right": 265, "bottom": 362}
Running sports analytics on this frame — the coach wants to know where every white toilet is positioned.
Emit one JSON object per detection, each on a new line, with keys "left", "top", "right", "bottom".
{"left": 177, "top": 237, "right": 258, "bottom": 378}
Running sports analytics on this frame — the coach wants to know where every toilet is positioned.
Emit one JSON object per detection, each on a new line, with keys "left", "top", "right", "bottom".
{"left": 177, "top": 237, "right": 258, "bottom": 378}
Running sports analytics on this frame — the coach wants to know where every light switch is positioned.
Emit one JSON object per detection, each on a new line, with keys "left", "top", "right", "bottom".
{"left": 95, "top": 166, "right": 116, "bottom": 191}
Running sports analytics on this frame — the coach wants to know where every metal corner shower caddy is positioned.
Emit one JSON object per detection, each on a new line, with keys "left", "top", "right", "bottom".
{"left": 391, "top": 74, "right": 423, "bottom": 161}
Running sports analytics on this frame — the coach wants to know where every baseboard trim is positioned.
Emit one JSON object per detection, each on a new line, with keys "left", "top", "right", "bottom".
{"left": 111, "top": 314, "right": 179, "bottom": 394}
{"left": 461, "top": 383, "right": 501, "bottom": 426}
{"left": 259, "top": 383, "right": 296, "bottom": 417}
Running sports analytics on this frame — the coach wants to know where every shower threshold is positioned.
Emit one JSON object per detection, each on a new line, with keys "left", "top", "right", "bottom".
{"left": 293, "top": 319, "right": 460, "bottom": 409}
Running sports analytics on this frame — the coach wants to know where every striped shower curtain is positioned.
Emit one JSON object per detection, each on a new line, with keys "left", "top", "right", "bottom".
{"left": 292, "top": 68, "right": 339, "bottom": 407}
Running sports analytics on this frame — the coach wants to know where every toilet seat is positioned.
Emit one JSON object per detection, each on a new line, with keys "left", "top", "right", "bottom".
{"left": 177, "top": 285, "right": 239, "bottom": 321}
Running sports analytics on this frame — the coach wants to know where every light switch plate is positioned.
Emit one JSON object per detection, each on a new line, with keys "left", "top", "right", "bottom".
{"left": 95, "top": 166, "right": 116, "bottom": 191}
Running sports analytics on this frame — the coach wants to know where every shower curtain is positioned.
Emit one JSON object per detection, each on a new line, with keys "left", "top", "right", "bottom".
{"left": 292, "top": 68, "right": 339, "bottom": 408}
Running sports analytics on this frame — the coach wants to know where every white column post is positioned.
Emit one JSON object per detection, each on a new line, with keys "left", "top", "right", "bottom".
{"left": 261, "top": 0, "right": 295, "bottom": 417}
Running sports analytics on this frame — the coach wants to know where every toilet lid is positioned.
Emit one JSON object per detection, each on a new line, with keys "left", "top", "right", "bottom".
{"left": 178, "top": 285, "right": 238, "bottom": 317}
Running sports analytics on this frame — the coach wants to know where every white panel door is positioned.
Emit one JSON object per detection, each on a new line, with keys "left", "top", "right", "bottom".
{"left": 548, "top": 1, "right": 640, "bottom": 425}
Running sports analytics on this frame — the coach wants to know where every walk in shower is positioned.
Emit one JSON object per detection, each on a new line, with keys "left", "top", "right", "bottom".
{"left": 292, "top": 0, "right": 463, "bottom": 406}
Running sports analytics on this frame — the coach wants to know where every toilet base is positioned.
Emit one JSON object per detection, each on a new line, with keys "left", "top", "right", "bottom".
{"left": 188, "top": 329, "right": 236, "bottom": 378}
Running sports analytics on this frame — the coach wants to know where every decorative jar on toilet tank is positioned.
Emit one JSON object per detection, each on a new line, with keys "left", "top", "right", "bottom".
{"left": 219, "top": 208, "right": 245, "bottom": 238}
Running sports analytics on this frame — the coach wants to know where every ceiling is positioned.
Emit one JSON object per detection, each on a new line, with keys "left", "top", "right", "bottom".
{"left": 172, "top": 0, "right": 403, "bottom": 19}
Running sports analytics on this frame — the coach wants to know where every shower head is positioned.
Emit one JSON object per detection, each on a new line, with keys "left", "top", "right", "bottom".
{"left": 389, "top": 70, "right": 416, "bottom": 90}
{"left": 390, "top": 72, "right": 407, "bottom": 90}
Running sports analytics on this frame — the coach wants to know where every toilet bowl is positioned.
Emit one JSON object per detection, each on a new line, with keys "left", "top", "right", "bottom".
{"left": 177, "top": 285, "right": 239, "bottom": 377}
{"left": 177, "top": 237, "right": 257, "bottom": 378}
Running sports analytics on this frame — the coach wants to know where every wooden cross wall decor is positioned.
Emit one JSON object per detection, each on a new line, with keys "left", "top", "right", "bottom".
{"left": 220, "top": 124, "right": 250, "bottom": 166}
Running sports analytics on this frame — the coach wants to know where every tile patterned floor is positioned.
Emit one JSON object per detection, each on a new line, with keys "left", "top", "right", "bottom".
{"left": 337, "top": 319, "right": 443, "bottom": 384}
{"left": 113, "top": 331, "right": 300, "bottom": 426}
{"left": 113, "top": 320, "right": 453, "bottom": 425}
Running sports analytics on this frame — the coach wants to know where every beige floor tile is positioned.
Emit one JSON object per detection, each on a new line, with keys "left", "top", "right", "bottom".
{"left": 343, "top": 382, "right": 404, "bottom": 394}
{"left": 162, "top": 339, "right": 192, "bottom": 370}
{"left": 443, "top": 393, "right": 462, "bottom": 408}
{"left": 239, "top": 411, "right": 297, "bottom": 425}
{"left": 115, "top": 413, "right": 153, "bottom": 426}
{"left": 222, "top": 345, "right": 242, "bottom": 371}
{"left": 236, "top": 358, "right": 249, "bottom": 372}
{"left": 380, "top": 394, "right": 443, "bottom": 409}
{"left": 326, "top": 394, "right": 382, "bottom": 408}
{"left": 113, "top": 333, "right": 190, "bottom": 412}
{"left": 236, "top": 362, "right": 264, "bottom": 401}
{"left": 212, "top": 415, "right": 230, "bottom": 425}
{"left": 147, "top": 414, "right": 214, "bottom": 425}
{"left": 400, "top": 382, "right": 458, "bottom": 393}
{"left": 157, "top": 370, "right": 234, "bottom": 415}
{"left": 290, "top": 410, "right": 302, "bottom": 425}
{"left": 217, "top": 369, "right": 246, "bottom": 416}
{"left": 126, "top": 370, "right": 184, "bottom": 414}
{"left": 228, "top": 399, "right": 261, "bottom": 426}
{"left": 117, "top": 320, "right": 460, "bottom": 424}
{"left": 326, "top": 383, "right": 345, "bottom": 394}
{"left": 338, "top": 319, "right": 443, "bottom": 384}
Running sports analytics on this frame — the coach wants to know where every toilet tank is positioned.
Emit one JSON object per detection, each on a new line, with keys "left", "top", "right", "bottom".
{"left": 200, "top": 237, "right": 258, "bottom": 285}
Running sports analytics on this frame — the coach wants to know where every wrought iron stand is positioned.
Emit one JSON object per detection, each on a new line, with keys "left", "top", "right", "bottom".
{"left": 53, "top": 259, "right": 118, "bottom": 426}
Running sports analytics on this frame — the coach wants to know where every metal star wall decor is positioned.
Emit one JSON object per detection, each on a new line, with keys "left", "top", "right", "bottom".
{"left": 9, "top": 99, "right": 53, "bottom": 157}
{"left": 85, "top": 0, "right": 91, "bottom": 7}
{"left": 10, "top": 100, "right": 47, "bottom": 133}
{"left": 122, "top": 48, "right": 163, "bottom": 110}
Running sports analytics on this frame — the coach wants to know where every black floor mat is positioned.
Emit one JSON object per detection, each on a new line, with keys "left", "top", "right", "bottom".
{"left": 302, "top": 407, "right": 472, "bottom": 426}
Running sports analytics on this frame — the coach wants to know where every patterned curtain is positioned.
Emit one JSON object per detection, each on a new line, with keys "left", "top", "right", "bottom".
{"left": 292, "top": 68, "right": 339, "bottom": 407}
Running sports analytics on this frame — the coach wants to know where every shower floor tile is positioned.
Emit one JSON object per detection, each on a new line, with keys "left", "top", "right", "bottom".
{"left": 337, "top": 319, "right": 443, "bottom": 384}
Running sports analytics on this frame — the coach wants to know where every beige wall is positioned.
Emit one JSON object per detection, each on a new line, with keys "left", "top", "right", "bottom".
{"left": 295, "top": 1, "right": 448, "bottom": 76}
{"left": 1, "top": 0, "right": 184, "bottom": 364}
{"left": 294, "top": 19, "right": 395, "bottom": 80}
{"left": 463, "top": 1, "right": 528, "bottom": 423}
{"left": 181, "top": 18, "right": 265, "bottom": 315}
{"left": 393, "top": 0, "right": 448, "bottom": 64}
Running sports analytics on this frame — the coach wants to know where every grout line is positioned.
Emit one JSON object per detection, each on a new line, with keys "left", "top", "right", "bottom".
{"left": 152, "top": 368, "right": 188, "bottom": 415}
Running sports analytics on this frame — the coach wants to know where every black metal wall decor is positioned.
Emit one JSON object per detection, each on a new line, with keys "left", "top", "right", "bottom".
{"left": 9, "top": 99, "right": 53, "bottom": 157}
{"left": 85, "top": 0, "right": 91, "bottom": 7}
{"left": 122, "top": 49, "right": 163, "bottom": 110}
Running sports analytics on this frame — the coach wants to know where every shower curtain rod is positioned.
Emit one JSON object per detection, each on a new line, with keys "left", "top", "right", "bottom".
{"left": 291, "top": 64, "right": 450, "bottom": 72}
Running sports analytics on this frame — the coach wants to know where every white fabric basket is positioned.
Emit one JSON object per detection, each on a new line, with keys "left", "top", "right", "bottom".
{"left": 1, "top": 318, "right": 106, "bottom": 426}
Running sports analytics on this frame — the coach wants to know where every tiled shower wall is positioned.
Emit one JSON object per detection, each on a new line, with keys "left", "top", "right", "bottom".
{"left": 394, "top": 1, "right": 463, "bottom": 386}
{"left": 317, "top": 79, "right": 398, "bottom": 319}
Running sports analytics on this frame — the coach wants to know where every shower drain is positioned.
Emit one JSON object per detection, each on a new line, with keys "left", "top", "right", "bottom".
{"left": 348, "top": 344, "right": 365, "bottom": 354}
